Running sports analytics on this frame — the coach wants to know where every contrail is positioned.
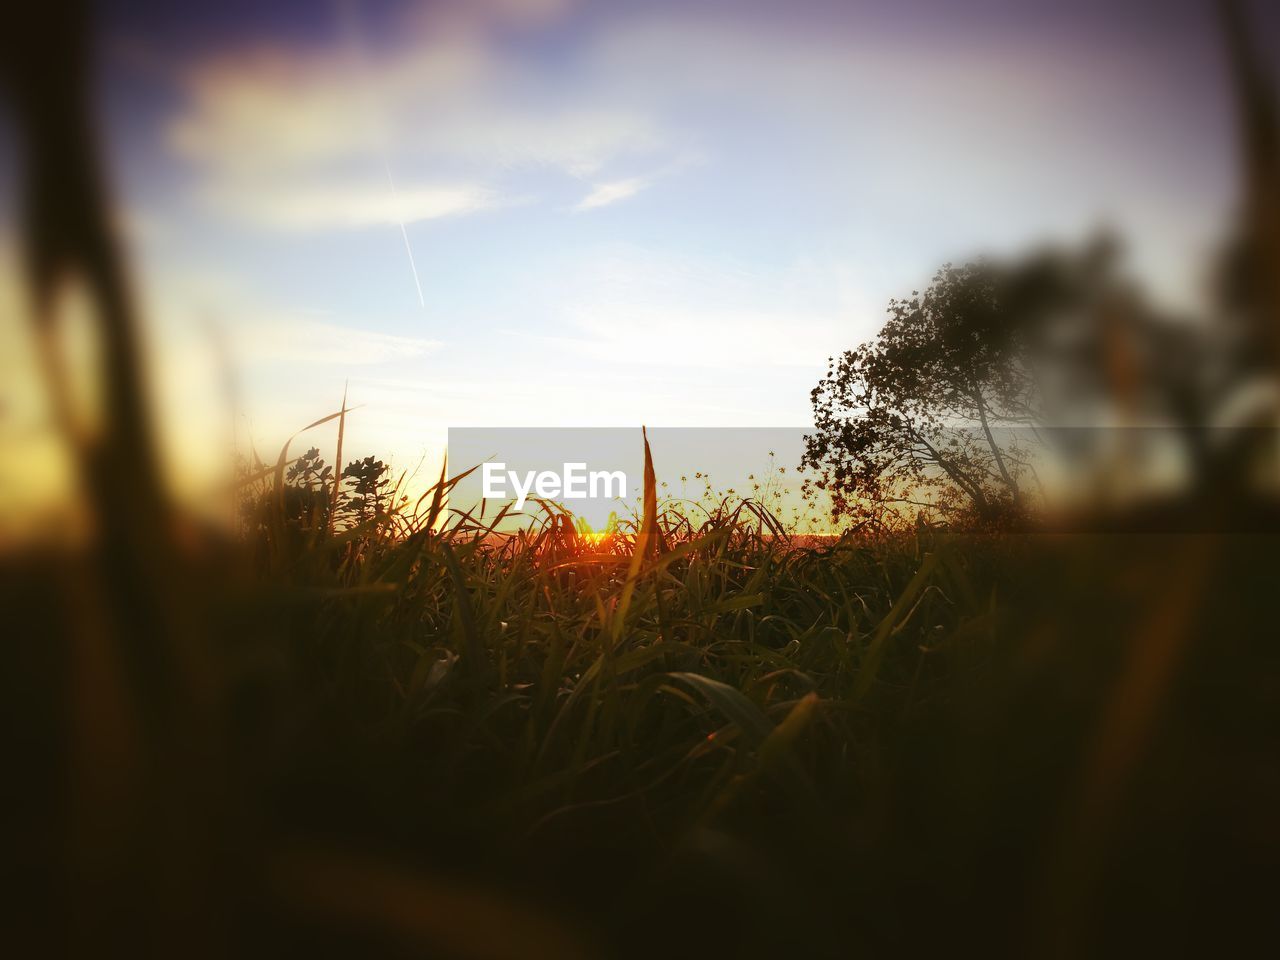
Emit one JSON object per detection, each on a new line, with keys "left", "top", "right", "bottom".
{"left": 336, "top": 0, "right": 426, "bottom": 309}
{"left": 383, "top": 159, "right": 427, "bottom": 307}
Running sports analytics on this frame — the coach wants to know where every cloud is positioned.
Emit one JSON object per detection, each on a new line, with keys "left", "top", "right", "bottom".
{"left": 562, "top": 304, "right": 845, "bottom": 368}
{"left": 165, "top": 19, "right": 670, "bottom": 230}
{"left": 207, "top": 178, "right": 497, "bottom": 231}
{"left": 508, "top": 244, "right": 870, "bottom": 370}
{"left": 574, "top": 176, "right": 649, "bottom": 212}
{"left": 238, "top": 318, "right": 443, "bottom": 366}
{"left": 402, "top": 0, "right": 578, "bottom": 34}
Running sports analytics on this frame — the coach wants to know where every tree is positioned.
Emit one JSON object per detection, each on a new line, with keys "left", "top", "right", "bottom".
{"left": 803, "top": 260, "right": 1037, "bottom": 524}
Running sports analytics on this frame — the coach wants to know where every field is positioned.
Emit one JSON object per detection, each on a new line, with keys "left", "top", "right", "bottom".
{"left": 9, "top": 429, "right": 1277, "bottom": 958}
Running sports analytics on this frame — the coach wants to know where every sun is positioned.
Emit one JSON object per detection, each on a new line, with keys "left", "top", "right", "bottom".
{"left": 574, "top": 512, "right": 621, "bottom": 546}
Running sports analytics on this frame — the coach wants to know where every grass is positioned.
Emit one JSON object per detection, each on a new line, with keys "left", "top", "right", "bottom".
{"left": 7, "top": 417, "right": 1278, "bottom": 957}
{"left": 206, "top": 423, "right": 1018, "bottom": 951}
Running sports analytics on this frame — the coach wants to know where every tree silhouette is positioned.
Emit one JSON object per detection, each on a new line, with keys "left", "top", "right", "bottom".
{"left": 803, "top": 260, "right": 1038, "bottom": 523}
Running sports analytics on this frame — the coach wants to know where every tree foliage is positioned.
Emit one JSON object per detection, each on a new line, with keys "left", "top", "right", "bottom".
{"left": 803, "top": 260, "right": 1037, "bottom": 523}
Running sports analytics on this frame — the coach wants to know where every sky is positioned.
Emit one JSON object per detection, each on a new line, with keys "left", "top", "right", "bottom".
{"left": 1, "top": 0, "right": 1276, "bottom": 519}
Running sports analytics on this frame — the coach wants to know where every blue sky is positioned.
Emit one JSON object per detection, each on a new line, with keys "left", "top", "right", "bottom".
{"left": 3, "top": 0, "right": 1274, "bottom": 505}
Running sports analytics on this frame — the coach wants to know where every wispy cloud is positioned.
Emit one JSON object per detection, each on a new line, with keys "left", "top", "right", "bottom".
{"left": 241, "top": 319, "right": 443, "bottom": 366}
{"left": 206, "top": 178, "right": 497, "bottom": 231}
{"left": 562, "top": 305, "right": 846, "bottom": 367}
{"left": 166, "top": 20, "right": 671, "bottom": 231}
{"left": 510, "top": 245, "right": 869, "bottom": 370}
{"left": 574, "top": 176, "right": 649, "bottom": 212}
